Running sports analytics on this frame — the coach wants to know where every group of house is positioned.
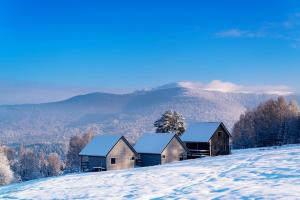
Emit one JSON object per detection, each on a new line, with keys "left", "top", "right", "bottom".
{"left": 79, "top": 122, "right": 232, "bottom": 172}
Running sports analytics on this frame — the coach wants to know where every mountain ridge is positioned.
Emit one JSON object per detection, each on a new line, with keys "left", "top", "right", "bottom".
{"left": 0, "top": 82, "right": 299, "bottom": 145}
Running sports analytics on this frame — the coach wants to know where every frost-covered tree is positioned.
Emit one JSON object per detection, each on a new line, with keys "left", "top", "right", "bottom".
{"left": 154, "top": 110, "right": 186, "bottom": 136}
{"left": 0, "top": 152, "right": 14, "bottom": 186}
{"left": 47, "top": 153, "right": 62, "bottom": 176}
{"left": 39, "top": 153, "right": 49, "bottom": 177}
{"left": 233, "top": 97, "right": 300, "bottom": 148}
{"left": 18, "top": 147, "right": 39, "bottom": 181}
{"left": 66, "top": 130, "right": 94, "bottom": 171}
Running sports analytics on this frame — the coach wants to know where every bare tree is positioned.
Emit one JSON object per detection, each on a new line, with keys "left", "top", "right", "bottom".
{"left": 18, "top": 147, "right": 39, "bottom": 181}
{"left": 39, "top": 153, "right": 49, "bottom": 177}
{"left": 66, "top": 130, "right": 94, "bottom": 171}
{"left": 233, "top": 97, "right": 300, "bottom": 148}
{"left": 47, "top": 153, "right": 62, "bottom": 176}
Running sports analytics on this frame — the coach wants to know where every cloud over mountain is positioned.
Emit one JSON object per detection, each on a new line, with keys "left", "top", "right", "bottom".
{"left": 158, "top": 80, "right": 293, "bottom": 96}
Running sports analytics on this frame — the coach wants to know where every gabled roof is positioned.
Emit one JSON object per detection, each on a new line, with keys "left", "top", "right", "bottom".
{"left": 181, "top": 122, "right": 230, "bottom": 142}
{"left": 134, "top": 133, "right": 180, "bottom": 154}
{"left": 79, "top": 135, "right": 124, "bottom": 157}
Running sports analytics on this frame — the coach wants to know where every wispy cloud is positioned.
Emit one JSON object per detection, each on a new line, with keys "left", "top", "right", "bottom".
{"left": 178, "top": 80, "right": 293, "bottom": 96}
{"left": 216, "top": 29, "right": 263, "bottom": 38}
{"left": 215, "top": 13, "right": 300, "bottom": 48}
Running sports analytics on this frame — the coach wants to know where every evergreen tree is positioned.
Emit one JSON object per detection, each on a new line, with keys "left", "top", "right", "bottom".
{"left": 154, "top": 110, "right": 186, "bottom": 136}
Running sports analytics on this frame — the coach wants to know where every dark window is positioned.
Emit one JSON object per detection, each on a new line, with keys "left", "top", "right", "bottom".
{"left": 111, "top": 158, "right": 116, "bottom": 164}
{"left": 162, "top": 155, "right": 166, "bottom": 159}
{"left": 131, "top": 157, "right": 135, "bottom": 160}
{"left": 186, "top": 143, "right": 198, "bottom": 149}
{"left": 218, "top": 131, "right": 222, "bottom": 137}
{"left": 186, "top": 142, "right": 209, "bottom": 150}
{"left": 81, "top": 156, "right": 89, "bottom": 162}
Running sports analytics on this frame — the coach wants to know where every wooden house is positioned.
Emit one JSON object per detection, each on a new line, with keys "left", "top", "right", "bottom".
{"left": 134, "top": 133, "right": 188, "bottom": 167}
{"left": 79, "top": 135, "right": 137, "bottom": 172}
{"left": 181, "top": 122, "right": 231, "bottom": 158}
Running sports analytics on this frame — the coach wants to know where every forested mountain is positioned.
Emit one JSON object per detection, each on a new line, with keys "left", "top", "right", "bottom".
{"left": 0, "top": 82, "right": 299, "bottom": 145}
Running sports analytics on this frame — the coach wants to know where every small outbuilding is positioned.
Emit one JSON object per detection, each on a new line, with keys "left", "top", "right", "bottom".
{"left": 181, "top": 122, "right": 231, "bottom": 158}
{"left": 134, "top": 133, "right": 188, "bottom": 167}
{"left": 79, "top": 135, "right": 137, "bottom": 172}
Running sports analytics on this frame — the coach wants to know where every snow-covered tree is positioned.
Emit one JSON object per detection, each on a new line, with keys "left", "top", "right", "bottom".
{"left": 0, "top": 152, "right": 14, "bottom": 186}
{"left": 66, "top": 130, "right": 94, "bottom": 171}
{"left": 233, "top": 97, "right": 300, "bottom": 148}
{"left": 39, "top": 153, "right": 49, "bottom": 177}
{"left": 154, "top": 110, "right": 186, "bottom": 136}
{"left": 18, "top": 147, "right": 39, "bottom": 181}
{"left": 47, "top": 153, "right": 62, "bottom": 176}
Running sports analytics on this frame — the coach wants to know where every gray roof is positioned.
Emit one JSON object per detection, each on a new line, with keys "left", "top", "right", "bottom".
{"left": 181, "top": 122, "right": 222, "bottom": 142}
{"left": 134, "top": 133, "right": 176, "bottom": 154}
{"left": 79, "top": 135, "right": 122, "bottom": 157}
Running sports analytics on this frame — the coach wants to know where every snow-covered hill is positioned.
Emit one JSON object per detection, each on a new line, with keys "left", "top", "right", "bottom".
{"left": 0, "top": 145, "right": 299, "bottom": 199}
{"left": 0, "top": 81, "right": 299, "bottom": 144}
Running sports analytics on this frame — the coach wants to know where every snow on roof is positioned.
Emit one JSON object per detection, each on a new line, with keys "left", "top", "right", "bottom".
{"left": 181, "top": 122, "right": 221, "bottom": 142}
{"left": 79, "top": 135, "right": 122, "bottom": 157}
{"left": 134, "top": 133, "right": 175, "bottom": 154}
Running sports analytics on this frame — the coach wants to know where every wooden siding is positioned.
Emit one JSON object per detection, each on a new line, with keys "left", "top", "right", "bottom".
{"left": 138, "top": 153, "right": 161, "bottom": 167}
{"left": 161, "top": 137, "right": 187, "bottom": 164}
{"left": 106, "top": 138, "right": 136, "bottom": 170}
{"left": 209, "top": 126, "right": 230, "bottom": 156}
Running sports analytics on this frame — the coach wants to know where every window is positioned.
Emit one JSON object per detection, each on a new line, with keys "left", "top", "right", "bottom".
{"left": 131, "top": 157, "right": 135, "bottom": 160}
{"left": 162, "top": 155, "right": 166, "bottom": 159}
{"left": 218, "top": 131, "right": 222, "bottom": 137}
{"left": 111, "top": 158, "right": 116, "bottom": 164}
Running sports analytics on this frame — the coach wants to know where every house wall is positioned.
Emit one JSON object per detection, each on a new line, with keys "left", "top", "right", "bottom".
{"left": 106, "top": 138, "right": 136, "bottom": 170}
{"left": 138, "top": 153, "right": 161, "bottom": 167}
{"left": 210, "top": 126, "right": 230, "bottom": 156}
{"left": 161, "top": 137, "right": 187, "bottom": 164}
{"left": 80, "top": 156, "right": 106, "bottom": 172}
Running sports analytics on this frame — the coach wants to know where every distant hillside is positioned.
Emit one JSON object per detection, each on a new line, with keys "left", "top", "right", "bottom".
{"left": 0, "top": 82, "right": 299, "bottom": 144}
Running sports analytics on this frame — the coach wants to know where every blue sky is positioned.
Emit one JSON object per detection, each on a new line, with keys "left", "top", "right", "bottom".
{"left": 0, "top": 0, "right": 300, "bottom": 103}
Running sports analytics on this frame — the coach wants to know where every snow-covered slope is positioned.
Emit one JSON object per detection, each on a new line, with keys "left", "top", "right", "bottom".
{"left": 1, "top": 145, "right": 300, "bottom": 199}
{"left": 0, "top": 81, "right": 299, "bottom": 144}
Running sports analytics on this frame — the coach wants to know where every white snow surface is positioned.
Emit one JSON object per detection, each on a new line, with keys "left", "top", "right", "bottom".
{"left": 79, "top": 135, "right": 121, "bottom": 156}
{"left": 181, "top": 122, "right": 221, "bottom": 142}
{"left": 1, "top": 145, "right": 300, "bottom": 200}
{"left": 134, "top": 133, "right": 175, "bottom": 154}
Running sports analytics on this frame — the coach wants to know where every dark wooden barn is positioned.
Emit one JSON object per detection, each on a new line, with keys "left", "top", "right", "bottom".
{"left": 181, "top": 122, "right": 231, "bottom": 158}
{"left": 79, "top": 135, "right": 137, "bottom": 172}
{"left": 134, "top": 133, "right": 188, "bottom": 167}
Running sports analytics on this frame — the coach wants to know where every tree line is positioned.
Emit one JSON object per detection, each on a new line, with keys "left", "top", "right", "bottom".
{"left": 233, "top": 97, "right": 300, "bottom": 148}
{"left": 0, "top": 130, "right": 94, "bottom": 186}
